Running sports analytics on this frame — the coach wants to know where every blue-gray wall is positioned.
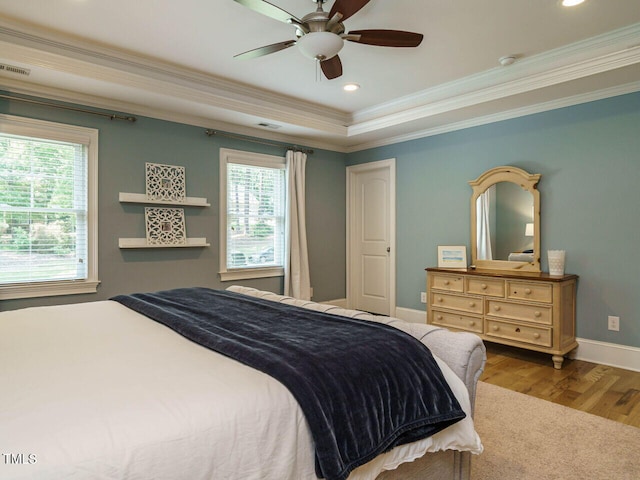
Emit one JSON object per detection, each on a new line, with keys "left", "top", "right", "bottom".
{"left": 0, "top": 94, "right": 347, "bottom": 310}
{"left": 2, "top": 90, "right": 639, "bottom": 350}
{"left": 347, "top": 91, "right": 640, "bottom": 349}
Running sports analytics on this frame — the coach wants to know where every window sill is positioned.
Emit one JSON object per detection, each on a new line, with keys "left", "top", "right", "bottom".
{"left": 219, "top": 267, "right": 284, "bottom": 282}
{"left": 0, "top": 280, "right": 101, "bottom": 300}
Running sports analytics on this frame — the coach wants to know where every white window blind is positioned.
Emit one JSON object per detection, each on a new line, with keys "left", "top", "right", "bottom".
{"left": 220, "top": 148, "right": 286, "bottom": 281}
{"left": 0, "top": 114, "right": 99, "bottom": 299}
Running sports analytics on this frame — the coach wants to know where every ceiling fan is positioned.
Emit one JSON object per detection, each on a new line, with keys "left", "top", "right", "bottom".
{"left": 233, "top": 0, "right": 424, "bottom": 79}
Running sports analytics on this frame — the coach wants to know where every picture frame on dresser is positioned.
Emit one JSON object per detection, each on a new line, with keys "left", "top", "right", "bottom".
{"left": 437, "top": 245, "right": 467, "bottom": 268}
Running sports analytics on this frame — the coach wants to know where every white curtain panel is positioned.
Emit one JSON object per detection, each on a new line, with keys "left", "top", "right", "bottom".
{"left": 284, "top": 150, "right": 311, "bottom": 300}
{"left": 476, "top": 188, "right": 493, "bottom": 260}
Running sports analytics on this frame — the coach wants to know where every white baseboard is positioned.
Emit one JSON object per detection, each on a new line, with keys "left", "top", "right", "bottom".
{"left": 570, "top": 338, "right": 640, "bottom": 372}
{"left": 394, "top": 306, "right": 427, "bottom": 324}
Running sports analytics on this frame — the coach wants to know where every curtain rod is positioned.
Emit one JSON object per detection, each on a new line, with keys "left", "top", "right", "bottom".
{"left": 0, "top": 93, "right": 137, "bottom": 122}
{"left": 205, "top": 129, "right": 314, "bottom": 155}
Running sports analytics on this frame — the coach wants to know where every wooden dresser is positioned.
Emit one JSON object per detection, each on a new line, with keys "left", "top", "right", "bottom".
{"left": 426, "top": 267, "right": 578, "bottom": 369}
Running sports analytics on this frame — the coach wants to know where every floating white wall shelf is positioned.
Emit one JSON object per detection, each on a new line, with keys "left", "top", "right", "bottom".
{"left": 119, "top": 192, "right": 210, "bottom": 207}
{"left": 118, "top": 192, "right": 210, "bottom": 248}
{"left": 119, "top": 238, "right": 210, "bottom": 249}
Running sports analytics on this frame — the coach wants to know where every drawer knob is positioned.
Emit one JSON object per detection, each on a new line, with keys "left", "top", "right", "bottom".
{"left": 525, "top": 288, "right": 532, "bottom": 295}
{"left": 481, "top": 283, "right": 487, "bottom": 290}
{"left": 444, "top": 280, "right": 450, "bottom": 285}
{"left": 492, "top": 325, "right": 499, "bottom": 331}
{"left": 534, "top": 311, "right": 542, "bottom": 318}
{"left": 437, "top": 297, "right": 443, "bottom": 302}
{"left": 469, "top": 321, "right": 476, "bottom": 327}
{"left": 436, "top": 315, "right": 443, "bottom": 321}
{"left": 515, "top": 327, "right": 521, "bottom": 333}
{"left": 469, "top": 301, "right": 476, "bottom": 307}
{"left": 534, "top": 333, "right": 541, "bottom": 339}
{"left": 494, "top": 305, "right": 501, "bottom": 311}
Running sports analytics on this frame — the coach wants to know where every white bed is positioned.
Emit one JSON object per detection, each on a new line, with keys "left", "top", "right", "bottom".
{"left": 0, "top": 286, "right": 483, "bottom": 480}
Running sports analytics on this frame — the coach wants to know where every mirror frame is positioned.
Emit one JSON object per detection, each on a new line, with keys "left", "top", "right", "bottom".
{"left": 469, "top": 166, "right": 541, "bottom": 272}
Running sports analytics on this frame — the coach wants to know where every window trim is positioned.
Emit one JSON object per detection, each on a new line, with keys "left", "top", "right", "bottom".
{"left": 0, "top": 114, "right": 99, "bottom": 300}
{"left": 219, "top": 148, "right": 285, "bottom": 282}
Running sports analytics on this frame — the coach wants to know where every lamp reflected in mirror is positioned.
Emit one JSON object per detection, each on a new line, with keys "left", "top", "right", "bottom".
{"left": 525, "top": 223, "right": 534, "bottom": 237}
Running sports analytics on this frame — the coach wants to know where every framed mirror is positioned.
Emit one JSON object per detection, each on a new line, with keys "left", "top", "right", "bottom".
{"left": 469, "top": 166, "right": 541, "bottom": 272}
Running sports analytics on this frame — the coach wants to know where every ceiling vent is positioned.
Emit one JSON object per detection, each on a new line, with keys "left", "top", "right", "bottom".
{"left": 0, "top": 63, "right": 31, "bottom": 76}
{"left": 257, "top": 122, "right": 281, "bottom": 129}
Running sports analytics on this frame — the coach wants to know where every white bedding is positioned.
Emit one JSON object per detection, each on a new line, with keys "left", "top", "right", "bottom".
{"left": 0, "top": 297, "right": 481, "bottom": 480}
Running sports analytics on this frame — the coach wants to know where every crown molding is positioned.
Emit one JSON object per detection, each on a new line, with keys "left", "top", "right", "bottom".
{"left": 0, "top": 19, "right": 350, "bottom": 134}
{"left": 0, "top": 77, "right": 347, "bottom": 153}
{"left": 348, "top": 22, "right": 640, "bottom": 129}
{"left": 344, "top": 81, "right": 640, "bottom": 152}
{"left": 0, "top": 17, "right": 347, "bottom": 118}
{"left": 4, "top": 71, "right": 639, "bottom": 155}
{"left": 352, "top": 23, "right": 640, "bottom": 123}
{"left": 347, "top": 46, "right": 640, "bottom": 137}
{"left": 0, "top": 41, "right": 349, "bottom": 136}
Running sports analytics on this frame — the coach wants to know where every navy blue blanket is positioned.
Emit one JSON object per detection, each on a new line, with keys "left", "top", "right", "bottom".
{"left": 111, "top": 288, "right": 465, "bottom": 480}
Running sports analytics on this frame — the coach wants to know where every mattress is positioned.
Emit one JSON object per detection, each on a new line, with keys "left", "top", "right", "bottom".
{"left": 0, "top": 296, "right": 481, "bottom": 480}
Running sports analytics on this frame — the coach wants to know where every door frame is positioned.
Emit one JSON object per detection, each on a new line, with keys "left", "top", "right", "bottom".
{"left": 346, "top": 158, "right": 396, "bottom": 315}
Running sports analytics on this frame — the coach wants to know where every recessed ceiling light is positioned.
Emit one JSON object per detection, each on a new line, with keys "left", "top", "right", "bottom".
{"left": 561, "top": 0, "right": 585, "bottom": 7}
{"left": 343, "top": 83, "right": 360, "bottom": 92}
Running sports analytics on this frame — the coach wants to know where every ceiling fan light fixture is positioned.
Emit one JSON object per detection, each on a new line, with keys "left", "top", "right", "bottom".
{"left": 233, "top": 0, "right": 424, "bottom": 80}
{"left": 343, "top": 83, "right": 360, "bottom": 92}
{"left": 561, "top": 0, "right": 585, "bottom": 6}
{"left": 297, "top": 32, "right": 344, "bottom": 61}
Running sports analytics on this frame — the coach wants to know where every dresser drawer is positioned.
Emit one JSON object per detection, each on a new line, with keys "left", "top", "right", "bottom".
{"left": 431, "top": 292, "right": 483, "bottom": 315}
{"left": 485, "top": 319, "right": 552, "bottom": 347}
{"left": 466, "top": 277, "right": 505, "bottom": 297}
{"left": 507, "top": 281, "right": 552, "bottom": 303}
{"left": 487, "top": 299, "right": 552, "bottom": 325}
{"left": 431, "top": 309, "right": 483, "bottom": 333}
{"left": 431, "top": 274, "right": 464, "bottom": 293}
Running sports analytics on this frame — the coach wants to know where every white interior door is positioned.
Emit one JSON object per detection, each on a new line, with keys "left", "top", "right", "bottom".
{"left": 347, "top": 159, "right": 395, "bottom": 315}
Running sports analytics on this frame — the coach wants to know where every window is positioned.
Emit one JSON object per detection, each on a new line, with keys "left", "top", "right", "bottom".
{"left": 0, "top": 115, "right": 99, "bottom": 299}
{"left": 219, "top": 148, "right": 286, "bottom": 281}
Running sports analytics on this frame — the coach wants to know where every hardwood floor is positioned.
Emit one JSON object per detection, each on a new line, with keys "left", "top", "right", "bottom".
{"left": 480, "top": 343, "right": 640, "bottom": 428}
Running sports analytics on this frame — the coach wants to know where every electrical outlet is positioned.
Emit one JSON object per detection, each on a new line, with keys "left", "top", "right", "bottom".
{"left": 608, "top": 315, "right": 620, "bottom": 332}
{"left": 420, "top": 292, "right": 427, "bottom": 303}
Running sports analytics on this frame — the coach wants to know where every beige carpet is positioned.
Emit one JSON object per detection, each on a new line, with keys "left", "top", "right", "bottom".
{"left": 472, "top": 381, "right": 640, "bottom": 480}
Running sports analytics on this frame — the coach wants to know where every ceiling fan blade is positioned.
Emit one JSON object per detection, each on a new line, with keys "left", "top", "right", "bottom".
{"left": 233, "top": 0, "right": 302, "bottom": 24}
{"left": 234, "top": 40, "right": 297, "bottom": 60}
{"left": 320, "top": 55, "right": 343, "bottom": 80}
{"left": 329, "top": 0, "right": 371, "bottom": 22}
{"left": 346, "top": 29, "right": 424, "bottom": 47}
